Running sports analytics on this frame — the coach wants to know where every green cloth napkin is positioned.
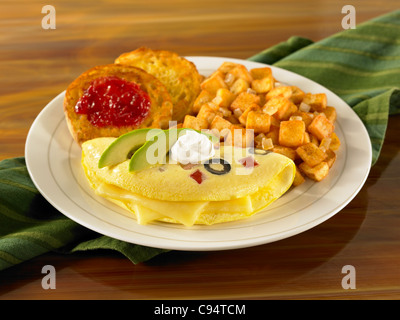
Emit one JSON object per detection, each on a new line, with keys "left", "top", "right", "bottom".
{"left": 1, "top": 10, "right": 399, "bottom": 271}
{"left": 249, "top": 10, "right": 400, "bottom": 164}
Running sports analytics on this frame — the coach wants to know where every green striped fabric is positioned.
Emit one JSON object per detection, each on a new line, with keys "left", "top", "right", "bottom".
{"left": 249, "top": 10, "right": 400, "bottom": 164}
{"left": 1, "top": 11, "right": 399, "bottom": 270}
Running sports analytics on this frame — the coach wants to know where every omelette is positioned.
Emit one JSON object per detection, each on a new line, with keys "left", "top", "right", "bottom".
{"left": 81, "top": 137, "right": 296, "bottom": 226}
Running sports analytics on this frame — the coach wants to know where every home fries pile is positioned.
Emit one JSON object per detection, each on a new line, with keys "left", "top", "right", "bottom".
{"left": 182, "top": 60, "right": 340, "bottom": 187}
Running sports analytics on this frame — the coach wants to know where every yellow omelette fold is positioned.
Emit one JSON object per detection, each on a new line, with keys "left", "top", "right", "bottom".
{"left": 81, "top": 137, "right": 295, "bottom": 226}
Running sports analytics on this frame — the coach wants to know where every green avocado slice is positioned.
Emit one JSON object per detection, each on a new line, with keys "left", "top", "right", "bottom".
{"left": 98, "top": 128, "right": 163, "bottom": 168}
{"left": 128, "top": 128, "right": 218, "bottom": 172}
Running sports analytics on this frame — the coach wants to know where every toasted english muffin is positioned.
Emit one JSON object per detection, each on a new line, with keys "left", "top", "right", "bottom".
{"left": 115, "top": 47, "right": 202, "bottom": 122}
{"left": 64, "top": 64, "right": 173, "bottom": 145}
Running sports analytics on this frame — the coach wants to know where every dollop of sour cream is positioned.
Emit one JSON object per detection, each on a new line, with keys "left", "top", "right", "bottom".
{"left": 170, "top": 130, "right": 215, "bottom": 164}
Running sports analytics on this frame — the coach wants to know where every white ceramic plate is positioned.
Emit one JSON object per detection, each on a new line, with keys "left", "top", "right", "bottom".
{"left": 25, "top": 57, "right": 372, "bottom": 251}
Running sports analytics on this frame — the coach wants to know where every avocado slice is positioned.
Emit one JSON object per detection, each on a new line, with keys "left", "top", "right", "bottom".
{"left": 98, "top": 128, "right": 163, "bottom": 168}
{"left": 129, "top": 128, "right": 218, "bottom": 172}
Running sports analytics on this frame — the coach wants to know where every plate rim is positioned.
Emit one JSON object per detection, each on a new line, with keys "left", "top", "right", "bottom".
{"left": 25, "top": 56, "right": 372, "bottom": 251}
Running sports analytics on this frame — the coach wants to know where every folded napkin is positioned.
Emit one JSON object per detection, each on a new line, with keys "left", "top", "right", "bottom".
{"left": 1, "top": 10, "right": 399, "bottom": 271}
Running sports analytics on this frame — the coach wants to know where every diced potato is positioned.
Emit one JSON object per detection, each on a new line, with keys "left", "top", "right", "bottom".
{"left": 309, "top": 133, "right": 319, "bottom": 146}
{"left": 210, "top": 115, "right": 233, "bottom": 139}
{"left": 193, "top": 90, "right": 214, "bottom": 114}
{"left": 265, "top": 126, "right": 280, "bottom": 145}
{"left": 212, "top": 88, "right": 236, "bottom": 109}
{"left": 201, "top": 71, "right": 228, "bottom": 95}
{"left": 329, "top": 132, "right": 341, "bottom": 151}
{"left": 230, "top": 64, "right": 253, "bottom": 83}
{"left": 250, "top": 67, "right": 272, "bottom": 80}
{"left": 308, "top": 114, "right": 334, "bottom": 141}
{"left": 296, "top": 142, "right": 327, "bottom": 167}
{"left": 238, "top": 104, "right": 261, "bottom": 125}
{"left": 299, "top": 161, "right": 330, "bottom": 182}
{"left": 250, "top": 67, "right": 274, "bottom": 93}
{"left": 265, "top": 86, "right": 292, "bottom": 101}
{"left": 263, "top": 97, "right": 296, "bottom": 120}
{"left": 303, "top": 131, "right": 310, "bottom": 144}
{"left": 246, "top": 110, "right": 272, "bottom": 134}
{"left": 182, "top": 115, "right": 209, "bottom": 131}
{"left": 325, "top": 149, "right": 336, "bottom": 168}
{"left": 230, "top": 78, "right": 250, "bottom": 95}
{"left": 302, "top": 93, "right": 327, "bottom": 112}
{"left": 291, "top": 110, "right": 314, "bottom": 128}
{"left": 251, "top": 77, "right": 274, "bottom": 94}
{"left": 323, "top": 106, "right": 337, "bottom": 123}
{"left": 279, "top": 120, "right": 305, "bottom": 148}
{"left": 290, "top": 86, "right": 305, "bottom": 105}
{"left": 272, "top": 145, "right": 297, "bottom": 161}
{"left": 196, "top": 103, "right": 218, "bottom": 125}
{"left": 293, "top": 166, "right": 306, "bottom": 187}
{"left": 218, "top": 62, "right": 240, "bottom": 74}
{"left": 225, "top": 114, "right": 240, "bottom": 125}
{"left": 230, "top": 92, "right": 261, "bottom": 112}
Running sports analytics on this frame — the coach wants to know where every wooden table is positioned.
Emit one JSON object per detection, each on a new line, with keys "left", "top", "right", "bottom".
{"left": 1, "top": 0, "right": 399, "bottom": 300}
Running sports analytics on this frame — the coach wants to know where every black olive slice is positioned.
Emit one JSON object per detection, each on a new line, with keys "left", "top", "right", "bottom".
{"left": 248, "top": 147, "right": 271, "bottom": 155}
{"left": 204, "top": 158, "right": 231, "bottom": 175}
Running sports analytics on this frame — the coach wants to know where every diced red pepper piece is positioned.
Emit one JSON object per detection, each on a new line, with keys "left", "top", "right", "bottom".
{"left": 190, "top": 169, "right": 206, "bottom": 184}
{"left": 238, "top": 156, "right": 259, "bottom": 168}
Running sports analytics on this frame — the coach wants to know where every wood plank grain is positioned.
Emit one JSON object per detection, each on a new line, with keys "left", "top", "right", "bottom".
{"left": 0, "top": 0, "right": 399, "bottom": 300}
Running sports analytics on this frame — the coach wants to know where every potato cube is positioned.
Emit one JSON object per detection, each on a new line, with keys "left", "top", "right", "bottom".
{"left": 265, "top": 86, "right": 292, "bottom": 101}
{"left": 263, "top": 97, "right": 296, "bottom": 120}
{"left": 325, "top": 149, "right": 336, "bottom": 168}
{"left": 299, "top": 161, "right": 330, "bottom": 182}
{"left": 302, "top": 93, "right": 327, "bottom": 112}
{"left": 308, "top": 114, "right": 334, "bottom": 141}
{"left": 290, "top": 86, "right": 305, "bottom": 105}
{"left": 323, "top": 106, "right": 337, "bottom": 123}
{"left": 329, "top": 132, "right": 341, "bottom": 151}
{"left": 238, "top": 104, "right": 261, "bottom": 125}
{"left": 193, "top": 90, "right": 214, "bottom": 114}
{"left": 250, "top": 67, "right": 274, "bottom": 93}
{"left": 212, "top": 88, "right": 236, "bottom": 109}
{"left": 309, "top": 133, "right": 319, "bottom": 146}
{"left": 230, "top": 64, "right": 253, "bottom": 83}
{"left": 291, "top": 111, "right": 314, "bottom": 128}
{"left": 251, "top": 77, "right": 274, "bottom": 94}
{"left": 246, "top": 110, "right": 272, "bottom": 134}
{"left": 182, "top": 115, "right": 209, "bottom": 131}
{"left": 279, "top": 120, "right": 305, "bottom": 148}
{"left": 201, "top": 71, "right": 228, "bottom": 95}
{"left": 230, "top": 78, "right": 250, "bottom": 95}
{"left": 210, "top": 115, "right": 233, "bottom": 130}
{"left": 265, "top": 126, "right": 280, "bottom": 145}
{"left": 196, "top": 103, "right": 218, "bottom": 125}
{"left": 217, "top": 62, "right": 239, "bottom": 74}
{"left": 272, "top": 145, "right": 297, "bottom": 161}
{"left": 296, "top": 142, "right": 327, "bottom": 167}
{"left": 293, "top": 166, "right": 306, "bottom": 187}
{"left": 230, "top": 92, "right": 261, "bottom": 112}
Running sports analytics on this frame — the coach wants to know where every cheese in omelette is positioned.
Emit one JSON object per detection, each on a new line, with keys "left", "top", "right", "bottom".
{"left": 81, "top": 137, "right": 296, "bottom": 226}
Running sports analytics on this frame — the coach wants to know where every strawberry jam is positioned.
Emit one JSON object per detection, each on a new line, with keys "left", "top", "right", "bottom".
{"left": 75, "top": 76, "right": 151, "bottom": 127}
